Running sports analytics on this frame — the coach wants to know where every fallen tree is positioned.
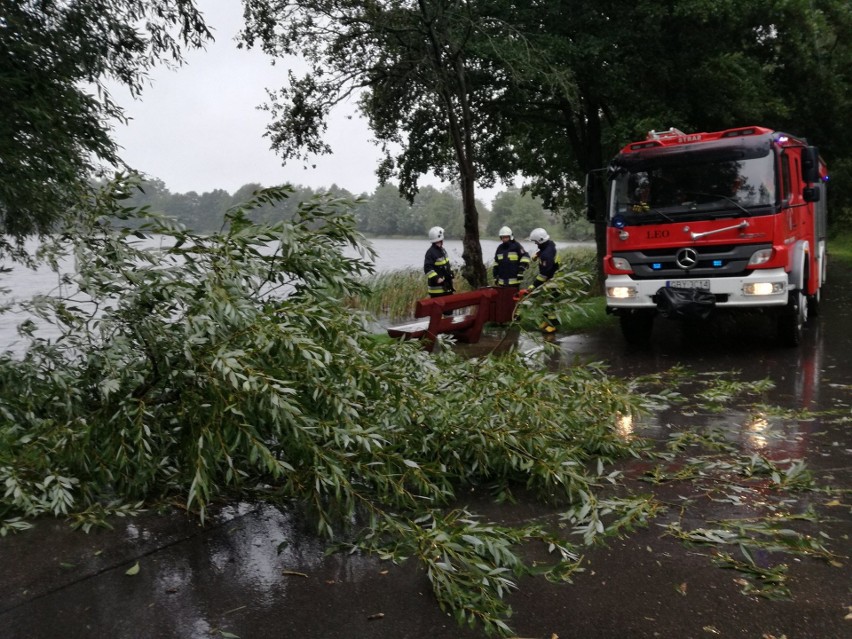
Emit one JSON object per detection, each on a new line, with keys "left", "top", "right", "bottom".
{"left": 0, "top": 178, "right": 649, "bottom": 634}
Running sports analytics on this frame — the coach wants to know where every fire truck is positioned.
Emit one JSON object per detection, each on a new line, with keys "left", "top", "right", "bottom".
{"left": 595, "top": 126, "right": 828, "bottom": 346}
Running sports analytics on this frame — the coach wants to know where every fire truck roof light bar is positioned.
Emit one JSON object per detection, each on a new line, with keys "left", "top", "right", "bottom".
{"left": 647, "top": 127, "right": 686, "bottom": 140}
{"left": 722, "top": 127, "right": 757, "bottom": 138}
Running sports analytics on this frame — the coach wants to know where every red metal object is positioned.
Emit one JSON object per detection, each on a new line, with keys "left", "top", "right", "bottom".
{"left": 491, "top": 286, "right": 521, "bottom": 324}
{"left": 386, "top": 287, "right": 516, "bottom": 350}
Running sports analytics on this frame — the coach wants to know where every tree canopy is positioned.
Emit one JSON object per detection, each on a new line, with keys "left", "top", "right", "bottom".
{"left": 239, "top": 0, "right": 852, "bottom": 269}
{"left": 0, "top": 0, "right": 210, "bottom": 240}
{"left": 241, "top": 0, "right": 531, "bottom": 286}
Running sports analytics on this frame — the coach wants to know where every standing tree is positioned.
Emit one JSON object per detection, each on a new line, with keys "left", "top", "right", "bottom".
{"left": 358, "top": 183, "right": 410, "bottom": 236}
{"left": 477, "top": 0, "right": 852, "bottom": 263}
{"left": 486, "top": 189, "right": 550, "bottom": 239}
{"left": 0, "top": 0, "right": 211, "bottom": 243}
{"left": 240, "top": 0, "right": 520, "bottom": 287}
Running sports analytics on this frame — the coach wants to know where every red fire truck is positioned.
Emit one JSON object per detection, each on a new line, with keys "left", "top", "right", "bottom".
{"left": 597, "top": 126, "right": 828, "bottom": 346}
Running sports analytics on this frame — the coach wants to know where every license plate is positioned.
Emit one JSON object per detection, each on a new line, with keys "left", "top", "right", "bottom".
{"left": 667, "top": 279, "right": 710, "bottom": 290}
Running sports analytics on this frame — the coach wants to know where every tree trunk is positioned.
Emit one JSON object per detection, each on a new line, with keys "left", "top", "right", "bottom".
{"left": 583, "top": 100, "right": 607, "bottom": 294}
{"left": 459, "top": 171, "right": 487, "bottom": 288}
{"left": 420, "top": 0, "right": 488, "bottom": 288}
{"left": 564, "top": 89, "right": 607, "bottom": 294}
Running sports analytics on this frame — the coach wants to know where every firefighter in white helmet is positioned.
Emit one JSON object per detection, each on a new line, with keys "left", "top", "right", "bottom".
{"left": 424, "top": 226, "right": 454, "bottom": 298}
{"left": 492, "top": 226, "right": 530, "bottom": 287}
{"left": 526, "top": 227, "right": 561, "bottom": 333}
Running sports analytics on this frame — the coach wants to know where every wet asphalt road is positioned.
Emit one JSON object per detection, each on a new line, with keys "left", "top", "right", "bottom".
{"left": 1, "top": 261, "right": 850, "bottom": 639}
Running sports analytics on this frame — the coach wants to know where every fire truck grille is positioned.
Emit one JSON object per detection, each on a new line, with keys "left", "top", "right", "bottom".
{"left": 613, "top": 244, "right": 772, "bottom": 279}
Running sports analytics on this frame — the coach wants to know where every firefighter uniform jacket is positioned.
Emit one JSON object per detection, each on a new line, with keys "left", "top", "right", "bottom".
{"left": 424, "top": 242, "right": 454, "bottom": 296}
{"left": 530, "top": 239, "right": 559, "bottom": 289}
{"left": 492, "top": 239, "right": 531, "bottom": 286}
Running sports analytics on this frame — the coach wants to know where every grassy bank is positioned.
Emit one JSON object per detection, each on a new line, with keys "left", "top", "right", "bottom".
{"left": 829, "top": 233, "right": 852, "bottom": 262}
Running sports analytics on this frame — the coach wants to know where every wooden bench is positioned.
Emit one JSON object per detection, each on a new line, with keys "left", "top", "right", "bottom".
{"left": 386, "top": 288, "right": 499, "bottom": 350}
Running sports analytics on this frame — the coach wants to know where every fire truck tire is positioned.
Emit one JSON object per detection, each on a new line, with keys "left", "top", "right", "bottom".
{"left": 778, "top": 288, "right": 806, "bottom": 347}
{"left": 807, "top": 288, "right": 821, "bottom": 318}
{"left": 619, "top": 310, "right": 655, "bottom": 345}
{"left": 807, "top": 258, "right": 825, "bottom": 318}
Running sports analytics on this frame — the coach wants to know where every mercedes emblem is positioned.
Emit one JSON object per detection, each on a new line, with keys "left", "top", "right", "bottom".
{"left": 675, "top": 247, "right": 699, "bottom": 270}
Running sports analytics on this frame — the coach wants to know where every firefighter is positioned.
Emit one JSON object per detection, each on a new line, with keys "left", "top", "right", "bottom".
{"left": 492, "top": 226, "right": 531, "bottom": 287}
{"left": 424, "top": 226, "right": 455, "bottom": 298}
{"left": 631, "top": 174, "right": 651, "bottom": 212}
{"left": 526, "top": 227, "right": 560, "bottom": 333}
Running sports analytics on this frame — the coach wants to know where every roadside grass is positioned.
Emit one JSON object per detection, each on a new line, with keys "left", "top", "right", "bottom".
{"left": 511, "top": 295, "right": 613, "bottom": 334}
{"left": 561, "top": 296, "right": 614, "bottom": 332}
{"left": 829, "top": 232, "right": 852, "bottom": 262}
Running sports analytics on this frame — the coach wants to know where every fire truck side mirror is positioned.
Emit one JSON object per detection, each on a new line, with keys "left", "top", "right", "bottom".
{"left": 801, "top": 146, "right": 820, "bottom": 184}
{"left": 803, "top": 187, "right": 820, "bottom": 203}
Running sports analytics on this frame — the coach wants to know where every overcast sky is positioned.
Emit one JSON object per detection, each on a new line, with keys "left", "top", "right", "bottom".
{"left": 107, "top": 1, "right": 505, "bottom": 203}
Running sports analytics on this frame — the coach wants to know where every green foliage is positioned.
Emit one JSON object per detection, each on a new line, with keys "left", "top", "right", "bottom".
{"left": 828, "top": 232, "right": 852, "bottom": 262}
{"left": 114, "top": 177, "right": 355, "bottom": 233}
{"left": 355, "top": 509, "right": 581, "bottom": 631}
{"left": 0, "top": 0, "right": 210, "bottom": 238}
{"left": 486, "top": 189, "right": 552, "bottom": 238}
{"left": 713, "top": 550, "right": 791, "bottom": 600}
{"left": 355, "top": 183, "right": 412, "bottom": 236}
{"left": 560, "top": 493, "right": 662, "bottom": 546}
{"left": 242, "top": 0, "right": 532, "bottom": 286}
{"left": 513, "top": 267, "right": 596, "bottom": 332}
{"left": 110, "top": 177, "right": 477, "bottom": 238}
{"left": 0, "top": 178, "right": 647, "bottom": 636}
{"left": 722, "top": 514, "right": 834, "bottom": 560}
{"left": 511, "top": 0, "right": 852, "bottom": 205}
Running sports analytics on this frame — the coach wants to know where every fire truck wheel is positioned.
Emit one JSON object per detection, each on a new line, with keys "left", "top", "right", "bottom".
{"left": 619, "top": 310, "right": 655, "bottom": 345}
{"left": 807, "top": 288, "right": 821, "bottom": 319}
{"left": 778, "top": 288, "right": 806, "bottom": 347}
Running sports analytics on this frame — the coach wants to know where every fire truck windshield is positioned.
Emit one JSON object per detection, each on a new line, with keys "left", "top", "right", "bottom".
{"left": 609, "top": 152, "right": 776, "bottom": 224}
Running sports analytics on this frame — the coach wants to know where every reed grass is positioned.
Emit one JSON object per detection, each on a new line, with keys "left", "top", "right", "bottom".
{"left": 348, "top": 268, "right": 431, "bottom": 320}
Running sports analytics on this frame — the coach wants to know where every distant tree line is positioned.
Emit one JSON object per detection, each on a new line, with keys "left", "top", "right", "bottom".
{"left": 120, "top": 177, "right": 594, "bottom": 241}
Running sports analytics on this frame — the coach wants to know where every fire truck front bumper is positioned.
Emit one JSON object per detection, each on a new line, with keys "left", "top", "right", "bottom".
{"left": 605, "top": 268, "right": 790, "bottom": 311}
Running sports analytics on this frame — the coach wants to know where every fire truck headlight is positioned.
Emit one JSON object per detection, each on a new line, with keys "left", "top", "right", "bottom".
{"left": 607, "top": 286, "right": 637, "bottom": 299}
{"left": 748, "top": 248, "right": 774, "bottom": 266}
{"left": 611, "top": 257, "right": 632, "bottom": 272}
{"left": 743, "top": 282, "right": 785, "bottom": 296}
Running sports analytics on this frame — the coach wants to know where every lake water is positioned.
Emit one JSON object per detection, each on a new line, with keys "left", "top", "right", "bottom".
{"left": 1, "top": 237, "right": 590, "bottom": 351}
{"left": 356, "top": 238, "right": 587, "bottom": 272}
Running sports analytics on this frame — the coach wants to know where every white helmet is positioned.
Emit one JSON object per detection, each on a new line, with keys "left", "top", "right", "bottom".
{"left": 428, "top": 226, "right": 444, "bottom": 242}
{"left": 498, "top": 226, "right": 513, "bottom": 240}
{"left": 529, "top": 228, "right": 549, "bottom": 244}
